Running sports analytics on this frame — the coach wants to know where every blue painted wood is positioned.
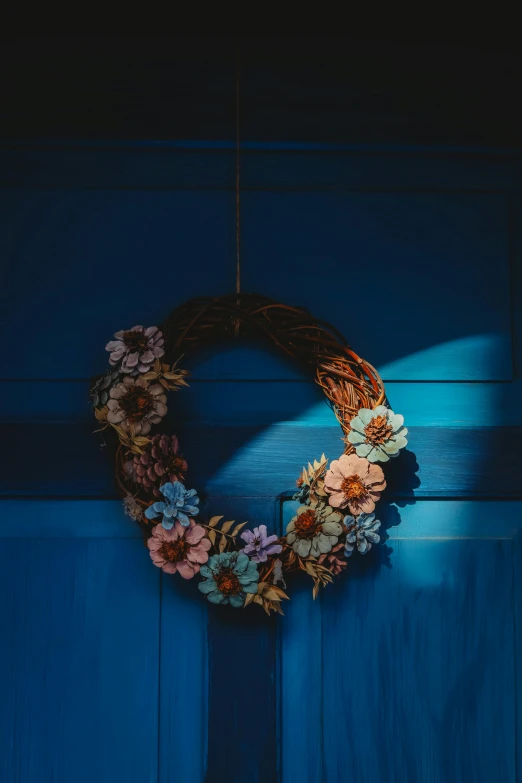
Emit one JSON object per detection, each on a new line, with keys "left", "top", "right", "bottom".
{"left": 280, "top": 573, "right": 323, "bottom": 783}
{"left": 5, "top": 377, "right": 522, "bottom": 428}
{"left": 160, "top": 571, "right": 208, "bottom": 783}
{"left": 1, "top": 145, "right": 521, "bottom": 191}
{"left": 1, "top": 141, "right": 521, "bottom": 782}
{"left": 2, "top": 422, "right": 522, "bottom": 499}
{"left": 242, "top": 190, "right": 512, "bottom": 380}
{"left": 0, "top": 188, "right": 236, "bottom": 378}
{"left": 281, "top": 500, "right": 519, "bottom": 783}
{"left": 0, "top": 535, "right": 160, "bottom": 783}
{"left": 204, "top": 497, "right": 279, "bottom": 783}
{"left": 321, "top": 538, "right": 516, "bottom": 782}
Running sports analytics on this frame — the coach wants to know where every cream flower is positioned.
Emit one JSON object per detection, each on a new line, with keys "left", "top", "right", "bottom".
{"left": 324, "top": 453, "right": 386, "bottom": 515}
{"left": 107, "top": 375, "right": 167, "bottom": 435}
{"left": 286, "top": 502, "right": 343, "bottom": 558}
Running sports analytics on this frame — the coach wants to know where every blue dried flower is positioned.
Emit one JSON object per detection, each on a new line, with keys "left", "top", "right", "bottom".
{"left": 144, "top": 480, "right": 199, "bottom": 529}
{"left": 344, "top": 512, "right": 381, "bottom": 556}
{"left": 198, "top": 552, "right": 259, "bottom": 608}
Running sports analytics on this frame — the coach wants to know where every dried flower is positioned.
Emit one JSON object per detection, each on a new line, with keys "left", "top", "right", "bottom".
{"left": 125, "top": 434, "right": 187, "bottom": 498}
{"left": 324, "top": 453, "right": 385, "bottom": 515}
{"left": 91, "top": 369, "right": 120, "bottom": 408}
{"left": 107, "top": 376, "right": 167, "bottom": 436}
{"left": 122, "top": 493, "right": 143, "bottom": 521}
{"left": 286, "top": 501, "right": 343, "bottom": 558}
{"left": 144, "top": 480, "right": 200, "bottom": 529}
{"left": 344, "top": 512, "right": 381, "bottom": 556}
{"left": 198, "top": 552, "right": 259, "bottom": 607}
{"left": 105, "top": 325, "right": 165, "bottom": 375}
{"left": 147, "top": 520, "right": 211, "bottom": 578}
{"left": 317, "top": 542, "right": 348, "bottom": 575}
{"left": 347, "top": 406, "right": 408, "bottom": 463}
{"left": 240, "top": 525, "right": 282, "bottom": 563}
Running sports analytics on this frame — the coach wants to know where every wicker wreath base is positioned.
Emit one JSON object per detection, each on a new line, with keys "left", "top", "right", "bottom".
{"left": 91, "top": 294, "right": 408, "bottom": 615}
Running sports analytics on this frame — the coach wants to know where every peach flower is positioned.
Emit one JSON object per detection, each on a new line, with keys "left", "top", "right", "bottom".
{"left": 147, "top": 520, "right": 211, "bottom": 578}
{"left": 324, "top": 453, "right": 386, "bottom": 515}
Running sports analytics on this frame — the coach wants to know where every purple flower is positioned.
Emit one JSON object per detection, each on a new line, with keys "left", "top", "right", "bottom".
{"left": 105, "top": 325, "right": 164, "bottom": 375}
{"left": 240, "top": 525, "right": 282, "bottom": 563}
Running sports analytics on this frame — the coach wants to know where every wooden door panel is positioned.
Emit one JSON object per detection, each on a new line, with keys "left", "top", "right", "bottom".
{"left": 281, "top": 500, "right": 519, "bottom": 783}
{"left": 0, "top": 518, "right": 160, "bottom": 783}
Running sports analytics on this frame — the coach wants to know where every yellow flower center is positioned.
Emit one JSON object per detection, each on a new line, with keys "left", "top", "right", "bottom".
{"left": 294, "top": 509, "right": 321, "bottom": 539}
{"left": 341, "top": 475, "right": 368, "bottom": 501}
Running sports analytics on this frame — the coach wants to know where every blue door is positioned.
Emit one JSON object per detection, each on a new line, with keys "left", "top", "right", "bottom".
{"left": 1, "top": 142, "right": 521, "bottom": 782}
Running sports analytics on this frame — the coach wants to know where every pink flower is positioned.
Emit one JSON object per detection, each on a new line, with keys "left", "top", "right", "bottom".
{"left": 324, "top": 453, "right": 386, "bottom": 515}
{"left": 105, "top": 325, "right": 164, "bottom": 375}
{"left": 147, "top": 520, "right": 211, "bottom": 578}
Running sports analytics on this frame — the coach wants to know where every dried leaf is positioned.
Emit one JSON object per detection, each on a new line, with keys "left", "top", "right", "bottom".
{"left": 257, "top": 582, "right": 267, "bottom": 593}
{"left": 220, "top": 520, "right": 235, "bottom": 534}
{"left": 218, "top": 534, "right": 227, "bottom": 553}
{"left": 133, "top": 436, "right": 151, "bottom": 446}
{"left": 208, "top": 529, "right": 217, "bottom": 545}
{"left": 141, "top": 371, "right": 157, "bottom": 381}
{"left": 244, "top": 592, "right": 255, "bottom": 607}
{"left": 262, "top": 587, "right": 283, "bottom": 602}
{"left": 270, "top": 585, "right": 290, "bottom": 600}
{"left": 313, "top": 582, "right": 320, "bottom": 600}
{"left": 159, "top": 378, "right": 169, "bottom": 389}
{"left": 154, "top": 359, "right": 162, "bottom": 372}
{"left": 230, "top": 521, "right": 247, "bottom": 537}
{"left": 305, "top": 561, "right": 317, "bottom": 578}
{"left": 208, "top": 516, "right": 223, "bottom": 528}
{"left": 94, "top": 406, "right": 108, "bottom": 422}
{"left": 253, "top": 595, "right": 264, "bottom": 606}
{"left": 273, "top": 601, "right": 285, "bottom": 616}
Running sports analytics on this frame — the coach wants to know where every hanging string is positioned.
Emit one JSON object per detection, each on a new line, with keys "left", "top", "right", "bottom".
{"left": 235, "top": 56, "right": 241, "bottom": 295}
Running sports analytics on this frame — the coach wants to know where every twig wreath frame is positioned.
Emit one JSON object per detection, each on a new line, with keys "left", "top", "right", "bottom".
{"left": 91, "top": 294, "right": 408, "bottom": 615}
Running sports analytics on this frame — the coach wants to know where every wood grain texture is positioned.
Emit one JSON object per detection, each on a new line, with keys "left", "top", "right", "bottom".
{"left": 159, "top": 571, "right": 208, "bottom": 783}
{"left": 4, "top": 377, "right": 522, "bottom": 428}
{"left": 280, "top": 500, "right": 519, "bottom": 783}
{"left": 2, "top": 422, "right": 522, "bottom": 499}
{"left": 205, "top": 498, "right": 279, "bottom": 783}
{"left": 0, "top": 536, "right": 160, "bottom": 783}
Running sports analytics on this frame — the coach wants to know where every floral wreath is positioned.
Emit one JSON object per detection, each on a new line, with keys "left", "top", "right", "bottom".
{"left": 91, "top": 294, "right": 408, "bottom": 615}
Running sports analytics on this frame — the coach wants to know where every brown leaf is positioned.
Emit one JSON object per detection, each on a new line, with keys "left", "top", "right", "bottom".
{"left": 273, "top": 601, "right": 285, "bottom": 616}
{"left": 220, "top": 520, "right": 235, "bottom": 534}
{"left": 244, "top": 592, "right": 255, "bottom": 607}
{"left": 270, "top": 586, "right": 290, "bottom": 600}
{"left": 159, "top": 378, "right": 169, "bottom": 389}
{"left": 230, "top": 521, "right": 247, "bottom": 538}
{"left": 208, "top": 516, "right": 223, "bottom": 528}
{"left": 154, "top": 359, "right": 162, "bottom": 372}
{"left": 218, "top": 534, "right": 227, "bottom": 553}
{"left": 133, "top": 436, "right": 151, "bottom": 446}
{"left": 305, "top": 561, "right": 317, "bottom": 577}
{"left": 207, "top": 529, "right": 217, "bottom": 545}
{"left": 313, "top": 582, "right": 320, "bottom": 600}
{"left": 262, "top": 587, "right": 282, "bottom": 602}
{"left": 94, "top": 406, "right": 108, "bottom": 422}
{"left": 253, "top": 595, "right": 264, "bottom": 606}
{"left": 141, "top": 372, "right": 157, "bottom": 381}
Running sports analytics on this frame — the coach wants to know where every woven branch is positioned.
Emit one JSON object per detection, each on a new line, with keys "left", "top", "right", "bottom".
{"left": 161, "top": 293, "right": 386, "bottom": 449}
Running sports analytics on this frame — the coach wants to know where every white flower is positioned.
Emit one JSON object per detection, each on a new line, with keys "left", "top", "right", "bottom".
{"left": 347, "top": 405, "right": 408, "bottom": 463}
